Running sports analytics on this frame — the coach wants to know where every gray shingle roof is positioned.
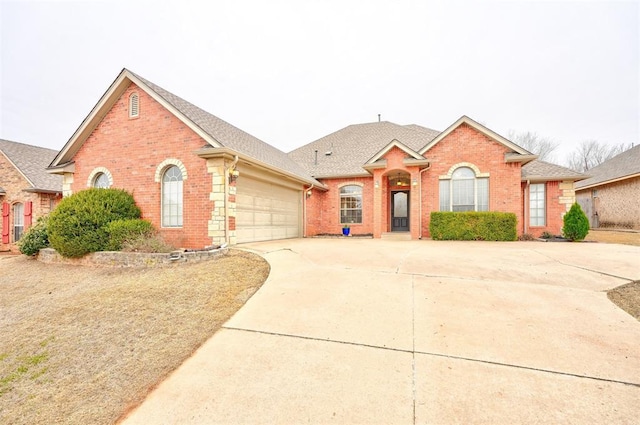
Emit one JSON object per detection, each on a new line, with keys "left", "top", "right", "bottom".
{"left": 130, "top": 71, "right": 318, "bottom": 185}
{"left": 287, "top": 121, "right": 440, "bottom": 177}
{"left": 0, "top": 139, "right": 63, "bottom": 192}
{"left": 575, "top": 145, "right": 640, "bottom": 189}
{"left": 521, "top": 160, "right": 586, "bottom": 182}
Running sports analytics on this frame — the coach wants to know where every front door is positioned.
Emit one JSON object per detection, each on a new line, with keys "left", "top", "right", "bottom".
{"left": 391, "top": 191, "right": 409, "bottom": 231}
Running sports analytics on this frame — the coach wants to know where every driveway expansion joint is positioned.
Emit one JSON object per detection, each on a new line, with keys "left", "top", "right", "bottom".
{"left": 222, "top": 326, "right": 640, "bottom": 389}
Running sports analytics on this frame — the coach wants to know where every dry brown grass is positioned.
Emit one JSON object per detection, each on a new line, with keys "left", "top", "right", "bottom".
{"left": 0, "top": 250, "right": 269, "bottom": 425}
{"left": 608, "top": 281, "right": 640, "bottom": 321}
{"left": 584, "top": 229, "right": 640, "bottom": 246}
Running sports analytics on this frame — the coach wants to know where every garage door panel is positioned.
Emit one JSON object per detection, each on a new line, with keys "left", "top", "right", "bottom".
{"left": 236, "top": 177, "right": 301, "bottom": 243}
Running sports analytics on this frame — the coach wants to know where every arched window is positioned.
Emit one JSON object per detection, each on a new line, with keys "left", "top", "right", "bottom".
{"left": 92, "top": 172, "right": 110, "bottom": 188}
{"left": 13, "top": 203, "right": 24, "bottom": 241}
{"left": 129, "top": 93, "right": 139, "bottom": 118}
{"left": 439, "top": 166, "right": 489, "bottom": 212}
{"left": 162, "top": 165, "right": 183, "bottom": 227}
{"left": 340, "top": 185, "right": 362, "bottom": 224}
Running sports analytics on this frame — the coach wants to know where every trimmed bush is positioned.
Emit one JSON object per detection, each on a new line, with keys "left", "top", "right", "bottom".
{"left": 562, "top": 202, "right": 589, "bottom": 241}
{"left": 104, "top": 219, "right": 154, "bottom": 251}
{"left": 430, "top": 211, "right": 517, "bottom": 241}
{"left": 18, "top": 216, "right": 50, "bottom": 256}
{"left": 48, "top": 188, "right": 141, "bottom": 257}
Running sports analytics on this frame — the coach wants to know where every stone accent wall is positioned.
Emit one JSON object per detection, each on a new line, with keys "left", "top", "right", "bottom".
{"left": 37, "top": 247, "right": 228, "bottom": 268}
{"left": 206, "top": 158, "right": 236, "bottom": 246}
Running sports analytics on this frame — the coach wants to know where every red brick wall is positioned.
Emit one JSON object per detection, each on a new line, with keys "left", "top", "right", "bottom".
{"left": 522, "top": 181, "right": 565, "bottom": 237}
{"left": 70, "top": 82, "right": 212, "bottom": 249}
{"left": 420, "top": 123, "right": 523, "bottom": 237}
{"left": 307, "top": 177, "right": 374, "bottom": 235}
{"left": 0, "top": 154, "right": 61, "bottom": 251}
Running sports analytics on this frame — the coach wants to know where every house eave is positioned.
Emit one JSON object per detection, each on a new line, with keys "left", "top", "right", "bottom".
{"left": 575, "top": 172, "right": 640, "bottom": 191}
{"left": 362, "top": 160, "right": 387, "bottom": 171}
{"left": 196, "top": 146, "right": 326, "bottom": 189}
{"left": 47, "top": 162, "right": 75, "bottom": 174}
{"left": 403, "top": 158, "right": 431, "bottom": 167}
{"left": 506, "top": 153, "right": 538, "bottom": 164}
{"left": 522, "top": 175, "right": 586, "bottom": 183}
{"left": 23, "top": 188, "right": 63, "bottom": 195}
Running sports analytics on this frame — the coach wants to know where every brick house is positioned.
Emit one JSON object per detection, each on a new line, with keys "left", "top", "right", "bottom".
{"left": 47, "top": 69, "right": 584, "bottom": 249}
{"left": 1, "top": 139, "right": 62, "bottom": 252}
{"left": 575, "top": 145, "right": 640, "bottom": 230}
{"left": 290, "top": 117, "right": 585, "bottom": 239}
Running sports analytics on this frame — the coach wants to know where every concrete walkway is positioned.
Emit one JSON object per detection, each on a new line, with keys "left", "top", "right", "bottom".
{"left": 121, "top": 239, "right": 640, "bottom": 424}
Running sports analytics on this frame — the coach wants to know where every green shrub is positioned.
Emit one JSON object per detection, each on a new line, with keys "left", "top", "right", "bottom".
{"left": 562, "top": 202, "right": 589, "bottom": 241}
{"left": 18, "top": 216, "right": 50, "bottom": 256}
{"left": 48, "top": 188, "right": 141, "bottom": 258}
{"left": 104, "top": 219, "right": 154, "bottom": 251}
{"left": 430, "top": 211, "right": 517, "bottom": 241}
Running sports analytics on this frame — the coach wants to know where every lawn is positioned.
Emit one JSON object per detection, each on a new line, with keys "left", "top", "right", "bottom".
{"left": 0, "top": 250, "right": 269, "bottom": 425}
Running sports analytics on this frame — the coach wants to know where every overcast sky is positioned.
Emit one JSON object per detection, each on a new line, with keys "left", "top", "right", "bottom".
{"left": 1, "top": 0, "right": 638, "bottom": 165}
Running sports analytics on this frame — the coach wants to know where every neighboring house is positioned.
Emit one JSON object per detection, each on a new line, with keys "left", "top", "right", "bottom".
{"left": 290, "top": 117, "right": 585, "bottom": 239}
{"left": 575, "top": 145, "right": 640, "bottom": 230}
{"left": 47, "top": 68, "right": 585, "bottom": 249}
{"left": 0, "top": 140, "right": 62, "bottom": 252}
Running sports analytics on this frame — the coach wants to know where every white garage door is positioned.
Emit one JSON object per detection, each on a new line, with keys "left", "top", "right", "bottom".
{"left": 236, "top": 176, "right": 301, "bottom": 243}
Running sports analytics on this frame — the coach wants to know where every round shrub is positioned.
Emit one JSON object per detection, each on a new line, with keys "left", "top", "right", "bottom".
{"left": 48, "top": 188, "right": 141, "bottom": 257}
{"left": 562, "top": 202, "right": 590, "bottom": 241}
{"left": 18, "top": 216, "right": 50, "bottom": 256}
{"left": 104, "top": 219, "right": 154, "bottom": 251}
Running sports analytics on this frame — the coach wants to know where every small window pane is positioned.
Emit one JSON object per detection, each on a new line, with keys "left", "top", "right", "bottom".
{"left": 477, "top": 178, "right": 489, "bottom": 211}
{"left": 439, "top": 180, "right": 450, "bottom": 211}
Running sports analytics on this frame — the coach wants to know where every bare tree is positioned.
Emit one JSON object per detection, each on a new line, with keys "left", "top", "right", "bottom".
{"left": 507, "top": 130, "right": 560, "bottom": 162}
{"left": 566, "top": 140, "right": 634, "bottom": 172}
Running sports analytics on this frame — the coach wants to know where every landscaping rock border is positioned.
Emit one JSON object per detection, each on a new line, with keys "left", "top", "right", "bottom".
{"left": 37, "top": 247, "right": 229, "bottom": 268}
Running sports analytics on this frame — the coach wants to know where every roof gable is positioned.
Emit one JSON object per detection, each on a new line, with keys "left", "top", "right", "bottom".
{"left": 48, "top": 69, "right": 318, "bottom": 186}
{"left": 0, "top": 139, "right": 62, "bottom": 192}
{"left": 419, "top": 115, "right": 532, "bottom": 157}
{"left": 367, "top": 139, "right": 424, "bottom": 164}
{"left": 575, "top": 145, "right": 640, "bottom": 189}
{"left": 288, "top": 121, "right": 439, "bottom": 178}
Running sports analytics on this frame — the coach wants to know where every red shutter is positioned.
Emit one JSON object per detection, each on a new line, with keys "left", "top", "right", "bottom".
{"left": 24, "top": 201, "right": 33, "bottom": 229}
{"left": 2, "top": 203, "right": 9, "bottom": 244}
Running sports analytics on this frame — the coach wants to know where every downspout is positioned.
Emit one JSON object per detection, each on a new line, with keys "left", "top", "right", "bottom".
{"left": 524, "top": 180, "right": 530, "bottom": 235}
{"left": 224, "top": 155, "right": 239, "bottom": 245}
{"left": 303, "top": 184, "right": 314, "bottom": 237}
{"left": 418, "top": 163, "right": 431, "bottom": 239}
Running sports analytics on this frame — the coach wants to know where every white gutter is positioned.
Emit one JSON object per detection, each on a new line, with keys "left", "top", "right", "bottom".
{"left": 418, "top": 164, "right": 431, "bottom": 239}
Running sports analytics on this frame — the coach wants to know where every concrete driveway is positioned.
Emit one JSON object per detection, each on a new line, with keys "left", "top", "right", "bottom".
{"left": 122, "top": 239, "right": 640, "bottom": 424}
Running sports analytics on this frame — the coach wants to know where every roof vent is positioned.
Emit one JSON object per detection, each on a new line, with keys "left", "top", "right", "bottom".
{"left": 129, "top": 93, "right": 139, "bottom": 118}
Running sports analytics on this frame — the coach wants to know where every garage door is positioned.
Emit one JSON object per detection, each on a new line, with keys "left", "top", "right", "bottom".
{"left": 235, "top": 176, "right": 301, "bottom": 243}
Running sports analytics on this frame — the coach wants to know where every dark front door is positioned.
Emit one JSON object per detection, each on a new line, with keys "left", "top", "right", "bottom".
{"left": 391, "top": 191, "right": 409, "bottom": 231}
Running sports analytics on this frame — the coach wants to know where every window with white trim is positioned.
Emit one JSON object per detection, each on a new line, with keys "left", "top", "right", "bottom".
{"left": 92, "top": 172, "right": 110, "bottom": 188}
{"left": 439, "top": 166, "right": 489, "bottom": 212}
{"left": 13, "top": 203, "right": 23, "bottom": 242}
{"left": 129, "top": 93, "right": 139, "bottom": 118}
{"left": 529, "top": 183, "right": 546, "bottom": 226}
{"left": 162, "top": 165, "right": 183, "bottom": 227}
{"left": 340, "top": 185, "right": 362, "bottom": 224}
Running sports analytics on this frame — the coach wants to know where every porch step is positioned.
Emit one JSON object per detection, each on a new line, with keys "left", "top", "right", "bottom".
{"left": 381, "top": 232, "right": 411, "bottom": 241}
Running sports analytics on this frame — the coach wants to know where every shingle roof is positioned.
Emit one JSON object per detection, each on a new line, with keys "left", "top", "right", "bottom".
{"left": 287, "top": 121, "right": 440, "bottom": 177}
{"left": 130, "top": 71, "right": 318, "bottom": 185}
{"left": 575, "top": 145, "right": 640, "bottom": 189}
{"left": 521, "top": 160, "right": 586, "bottom": 182}
{"left": 0, "top": 139, "right": 62, "bottom": 192}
